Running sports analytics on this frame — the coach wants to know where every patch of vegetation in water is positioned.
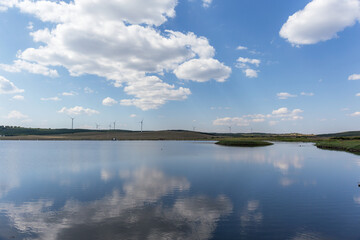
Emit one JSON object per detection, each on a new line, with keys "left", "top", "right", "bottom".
{"left": 215, "top": 139, "right": 273, "bottom": 147}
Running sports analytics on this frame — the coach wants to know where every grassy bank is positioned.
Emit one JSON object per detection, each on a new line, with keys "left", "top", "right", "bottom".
{"left": 315, "top": 139, "right": 360, "bottom": 154}
{"left": 216, "top": 139, "right": 273, "bottom": 147}
{"left": 0, "top": 130, "right": 220, "bottom": 141}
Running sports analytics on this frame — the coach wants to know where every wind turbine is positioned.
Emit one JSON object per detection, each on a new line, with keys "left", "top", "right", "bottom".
{"left": 229, "top": 126, "right": 232, "bottom": 133}
{"left": 95, "top": 123, "right": 100, "bottom": 130}
{"left": 113, "top": 121, "right": 116, "bottom": 130}
{"left": 139, "top": 119, "right": 143, "bottom": 132}
{"left": 193, "top": 126, "right": 196, "bottom": 132}
{"left": 69, "top": 116, "right": 75, "bottom": 130}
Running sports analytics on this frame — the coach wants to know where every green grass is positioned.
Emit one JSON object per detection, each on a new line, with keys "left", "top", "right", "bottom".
{"left": 315, "top": 140, "right": 360, "bottom": 153}
{"left": 215, "top": 138, "right": 273, "bottom": 147}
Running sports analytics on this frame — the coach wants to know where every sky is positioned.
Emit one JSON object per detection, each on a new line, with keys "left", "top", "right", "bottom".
{"left": 0, "top": 0, "right": 360, "bottom": 134}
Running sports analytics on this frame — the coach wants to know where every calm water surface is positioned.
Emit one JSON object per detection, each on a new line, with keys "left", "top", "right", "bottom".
{"left": 0, "top": 141, "right": 360, "bottom": 239}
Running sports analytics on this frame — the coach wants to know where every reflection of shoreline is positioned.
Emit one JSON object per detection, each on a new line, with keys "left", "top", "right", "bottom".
{"left": 0, "top": 168, "right": 233, "bottom": 240}
{"left": 214, "top": 144, "right": 305, "bottom": 173}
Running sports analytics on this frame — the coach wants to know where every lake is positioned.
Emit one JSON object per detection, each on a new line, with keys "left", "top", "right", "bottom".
{"left": 0, "top": 141, "right": 360, "bottom": 239}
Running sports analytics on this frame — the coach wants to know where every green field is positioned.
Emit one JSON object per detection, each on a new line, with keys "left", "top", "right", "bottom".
{"left": 315, "top": 139, "right": 360, "bottom": 154}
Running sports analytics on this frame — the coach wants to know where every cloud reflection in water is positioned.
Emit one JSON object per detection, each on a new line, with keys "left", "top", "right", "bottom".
{"left": 0, "top": 168, "right": 232, "bottom": 240}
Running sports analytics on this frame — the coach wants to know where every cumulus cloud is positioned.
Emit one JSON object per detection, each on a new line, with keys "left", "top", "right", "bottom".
{"left": 0, "top": 76, "right": 24, "bottom": 94}
{"left": 349, "top": 74, "right": 360, "bottom": 80}
{"left": 280, "top": 0, "right": 360, "bottom": 45}
{"left": 237, "top": 57, "right": 261, "bottom": 67}
{"left": 58, "top": 106, "right": 99, "bottom": 116}
{"left": 1, "top": 0, "right": 230, "bottom": 110}
{"left": 0, "top": 59, "right": 58, "bottom": 77}
{"left": 102, "top": 97, "right": 118, "bottom": 106}
{"left": 272, "top": 107, "right": 304, "bottom": 121}
{"left": 236, "top": 45, "right": 248, "bottom": 50}
{"left": 11, "top": 95, "right": 24, "bottom": 100}
{"left": 213, "top": 117, "right": 251, "bottom": 127}
{"left": 244, "top": 69, "right": 258, "bottom": 78}
{"left": 41, "top": 96, "right": 61, "bottom": 101}
{"left": 174, "top": 58, "right": 231, "bottom": 82}
{"left": 130, "top": 114, "right": 137, "bottom": 118}
{"left": 272, "top": 107, "right": 289, "bottom": 115}
{"left": 277, "top": 92, "right": 297, "bottom": 99}
{"left": 120, "top": 76, "right": 191, "bottom": 110}
{"left": 6, "top": 110, "right": 28, "bottom": 119}
{"left": 350, "top": 111, "right": 360, "bottom": 116}
{"left": 213, "top": 107, "right": 303, "bottom": 126}
{"left": 236, "top": 57, "right": 261, "bottom": 78}
{"left": 202, "top": 0, "right": 212, "bottom": 8}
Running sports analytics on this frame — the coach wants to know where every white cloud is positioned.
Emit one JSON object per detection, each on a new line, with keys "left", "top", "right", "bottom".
{"left": 174, "top": 58, "right": 231, "bottom": 82}
{"left": 6, "top": 110, "right": 28, "bottom": 119}
{"left": 236, "top": 57, "right": 261, "bottom": 78}
{"left": 244, "top": 69, "right": 258, "bottom": 78}
{"left": 120, "top": 76, "right": 191, "bottom": 110}
{"left": 7, "top": 0, "right": 178, "bottom": 26}
{"left": 102, "top": 97, "right": 118, "bottom": 106}
{"left": 356, "top": 93, "right": 360, "bottom": 97}
{"left": 237, "top": 57, "right": 261, "bottom": 67}
{"left": 0, "top": 76, "right": 24, "bottom": 94}
{"left": 202, "top": 0, "right": 212, "bottom": 8}
{"left": 236, "top": 45, "right": 248, "bottom": 50}
{"left": 58, "top": 106, "right": 99, "bottom": 116}
{"left": 62, "top": 91, "right": 77, "bottom": 96}
{"left": 272, "top": 107, "right": 289, "bottom": 115}
{"left": 280, "top": 0, "right": 360, "bottom": 45}
{"left": 350, "top": 112, "right": 360, "bottom": 116}
{"left": 84, "top": 87, "right": 94, "bottom": 94}
{"left": 11, "top": 95, "right": 24, "bottom": 100}
{"left": 213, "top": 107, "right": 304, "bottom": 127}
{"left": 277, "top": 92, "right": 297, "bottom": 99}
{"left": 300, "top": 92, "right": 314, "bottom": 96}
{"left": 0, "top": 60, "right": 58, "bottom": 77}
{"left": 272, "top": 107, "right": 304, "bottom": 121}
{"left": 213, "top": 117, "right": 251, "bottom": 127}
{"left": 130, "top": 114, "right": 137, "bottom": 118}
{"left": 349, "top": 74, "right": 360, "bottom": 80}
{"left": 252, "top": 118, "right": 265, "bottom": 123}
{"left": 41, "top": 96, "right": 61, "bottom": 101}
{"left": 1, "top": 0, "right": 230, "bottom": 110}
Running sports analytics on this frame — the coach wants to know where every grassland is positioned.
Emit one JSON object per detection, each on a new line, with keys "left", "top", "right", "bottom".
{"left": 0, "top": 130, "right": 219, "bottom": 141}
{"left": 315, "top": 139, "right": 360, "bottom": 154}
{"left": 215, "top": 138, "right": 273, "bottom": 147}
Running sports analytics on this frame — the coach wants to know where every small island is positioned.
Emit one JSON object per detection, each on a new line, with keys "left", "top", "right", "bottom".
{"left": 215, "top": 139, "right": 273, "bottom": 147}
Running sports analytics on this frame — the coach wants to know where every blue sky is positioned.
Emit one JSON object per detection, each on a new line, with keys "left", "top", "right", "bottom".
{"left": 0, "top": 0, "right": 360, "bottom": 134}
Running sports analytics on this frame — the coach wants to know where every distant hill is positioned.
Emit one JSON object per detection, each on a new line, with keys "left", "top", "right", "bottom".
{"left": 317, "top": 131, "right": 360, "bottom": 138}
{"left": 0, "top": 129, "right": 219, "bottom": 141}
{"left": 2, "top": 126, "right": 360, "bottom": 141}
{"left": 0, "top": 126, "right": 129, "bottom": 136}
